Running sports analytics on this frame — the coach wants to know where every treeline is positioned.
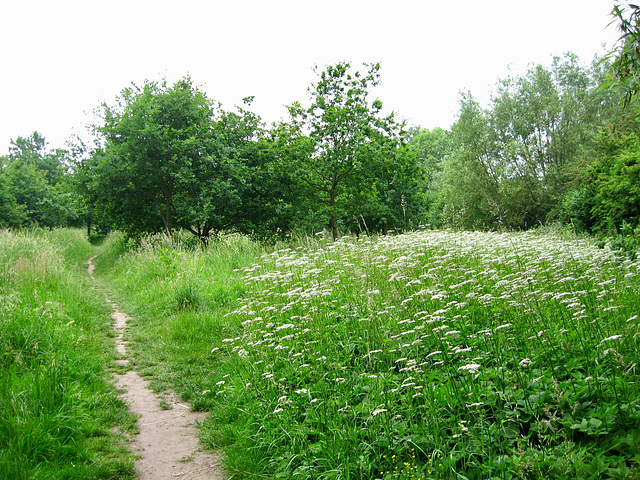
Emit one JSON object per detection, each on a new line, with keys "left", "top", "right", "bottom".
{"left": 1, "top": 55, "right": 638, "bottom": 241}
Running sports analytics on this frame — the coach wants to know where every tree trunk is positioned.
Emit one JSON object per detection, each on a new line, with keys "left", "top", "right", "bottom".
{"left": 329, "top": 190, "right": 338, "bottom": 240}
{"left": 158, "top": 203, "right": 173, "bottom": 239}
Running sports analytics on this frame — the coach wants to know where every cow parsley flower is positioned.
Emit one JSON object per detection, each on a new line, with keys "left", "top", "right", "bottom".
{"left": 519, "top": 358, "right": 533, "bottom": 368}
{"left": 458, "top": 363, "right": 481, "bottom": 373}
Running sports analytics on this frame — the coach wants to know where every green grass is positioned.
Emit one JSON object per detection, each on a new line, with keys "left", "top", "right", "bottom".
{"left": 95, "top": 232, "right": 265, "bottom": 400}
{"left": 0, "top": 229, "right": 136, "bottom": 480}
{"left": 99, "top": 229, "right": 640, "bottom": 479}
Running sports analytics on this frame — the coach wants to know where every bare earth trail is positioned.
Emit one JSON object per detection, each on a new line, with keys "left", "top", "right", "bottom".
{"left": 87, "top": 256, "right": 228, "bottom": 480}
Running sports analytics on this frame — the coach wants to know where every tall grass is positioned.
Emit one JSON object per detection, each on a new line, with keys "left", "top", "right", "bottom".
{"left": 0, "top": 229, "right": 135, "bottom": 480}
{"left": 100, "top": 229, "right": 640, "bottom": 479}
{"left": 208, "top": 230, "right": 640, "bottom": 479}
{"left": 96, "top": 232, "right": 265, "bottom": 398}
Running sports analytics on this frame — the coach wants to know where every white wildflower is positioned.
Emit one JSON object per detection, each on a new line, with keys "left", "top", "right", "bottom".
{"left": 458, "top": 363, "right": 481, "bottom": 373}
{"left": 452, "top": 347, "right": 472, "bottom": 354}
{"left": 599, "top": 335, "right": 623, "bottom": 345}
{"left": 371, "top": 408, "right": 387, "bottom": 416}
{"left": 603, "top": 305, "right": 622, "bottom": 312}
{"left": 519, "top": 358, "right": 533, "bottom": 368}
{"left": 273, "top": 408, "right": 284, "bottom": 414}
{"left": 275, "top": 323, "right": 295, "bottom": 331}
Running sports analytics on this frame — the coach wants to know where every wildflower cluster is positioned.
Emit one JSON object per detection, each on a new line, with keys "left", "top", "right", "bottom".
{"left": 210, "top": 230, "right": 640, "bottom": 478}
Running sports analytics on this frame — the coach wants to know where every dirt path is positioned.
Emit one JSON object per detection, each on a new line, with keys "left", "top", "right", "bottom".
{"left": 88, "top": 257, "right": 228, "bottom": 480}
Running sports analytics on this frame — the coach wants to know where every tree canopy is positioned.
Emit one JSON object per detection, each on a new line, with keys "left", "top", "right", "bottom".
{"left": 433, "top": 54, "right": 625, "bottom": 230}
{"left": 603, "top": 1, "right": 640, "bottom": 106}
{"left": 0, "top": 132, "right": 77, "bottom": 228}
{"left": 284, "top": 62, "right": 411, "bottom": 239}
{"left": 82, "top": 77, "right": 266, "bottom": 241}
{"left": 2, "top": 50, "right": 639, "bottom": 239}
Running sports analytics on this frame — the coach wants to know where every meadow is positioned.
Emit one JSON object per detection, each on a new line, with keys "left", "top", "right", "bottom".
{"left": 99, "top": 228, "right": 640, "bottom": 479}
{"left": 0, "top": 229, "right": 136, "bottom": 480}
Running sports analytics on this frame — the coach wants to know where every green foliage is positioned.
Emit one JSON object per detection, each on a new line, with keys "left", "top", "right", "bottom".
{"left": 601, "top": 1, "right": 640, "bottom": 106}
{"left": 610, "top": 226, "right": 640, "bottom": 259}
{"left": 85, "top": 77, "right": 264, "bottom": 241}
{"left": 0, "top": 132, "right": 80, "bottom": 229}
{"left": 435, "top": 54, "right": 623, "bottom": 231}
{"left": 586, "top": 126, "right": 640, "bottom": 233}
{"left": 284, "top": 62, "right": 410, "bottom": 239}
{"left": 0, "top": 169, "right": 26, "bottom": 227}
{"left": 557, "top": 186, "right": 594, "bottom": 232}
{"left": 406, "top": 126, "right": 452, "bottom": 185}
{"left": 102, "top": 229, "right": 640, "bottom": 479}
{"left": 0, "top": 229, "right": 135, "bottom": 479}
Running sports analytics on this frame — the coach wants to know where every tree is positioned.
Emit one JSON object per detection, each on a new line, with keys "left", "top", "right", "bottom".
{"left": 602, "top": 1, "right": 640, "bottom": 106}
{"left": 0, "top": 132, "right": 77, "bottom": 228}
{"left": 7, "top": 131, "right": 66, "bottom": 184}
{"left": 97, "top": 77, "right": 214, "bottom": 238}
{"left": 437, "top": 93, "right": 501, "bottom": 229}
{"left": 234, "top": 125, "right": 302, "bottom": 239}
{"left": 0, "top": 160, "right": 26, "bottom": 227}
{"left": 406, "top": 126, "right": 452, "bottom": 185}
{"left": 285, "top": 62, "right": 405, "bottom": 239}
{"left": 435, "top": 54, "right": 622, "bottom": 230}
{"left": 584, "top": 121, "right": 640, "bottom": 232}
{"left": 406, "top": 127, "right": 452, "bottom": 227}
{"left": 89, "top": 77, "right": 261, "bottom": 241}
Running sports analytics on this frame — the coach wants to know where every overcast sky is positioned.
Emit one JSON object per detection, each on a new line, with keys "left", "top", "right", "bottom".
{"left": 0, "top": 0, "right": 620, "bottom": 154}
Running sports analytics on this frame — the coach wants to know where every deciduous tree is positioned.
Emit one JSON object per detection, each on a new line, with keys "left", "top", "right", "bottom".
{"left": 285, "top": 62, "right": 405, "bottom": 239}
{"left": 88, "top": 77, "right": 262, "bottom": 241}
{"left": 602, "top": 1, "right": 640, "bottom": 106}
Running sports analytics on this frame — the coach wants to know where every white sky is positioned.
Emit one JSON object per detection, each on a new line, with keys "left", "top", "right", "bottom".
{"left": 0, "top": 0, "right": 619, "bottom": 154}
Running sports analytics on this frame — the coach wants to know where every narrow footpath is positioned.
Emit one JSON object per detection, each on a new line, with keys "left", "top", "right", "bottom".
{"left": 88, "top": 257, "right": 228, "bottom": 480}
